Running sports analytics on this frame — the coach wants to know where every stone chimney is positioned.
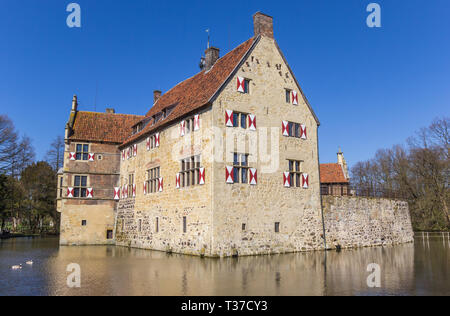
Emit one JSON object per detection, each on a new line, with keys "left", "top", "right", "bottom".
{"left": 337, "top": 148, "right": 350, "bottom": 180}
{"left": 253, "top": 12, "right": 274, "bottom": 38}
{"left": 154, "top": 90, "right": 162, "bottom": 104}
{"left": 71, "top": 95, "right": 78, "bottom": 112}
{"left": 204, "top": 47, "right": 220, "bottom": 71}
{"left": 106, "top": 108, "right": 115, "bottom": 114}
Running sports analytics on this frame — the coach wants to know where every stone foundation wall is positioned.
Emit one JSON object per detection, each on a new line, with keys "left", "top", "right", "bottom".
{"left": 323, "top": 196, "right": 414, "bottom": 249}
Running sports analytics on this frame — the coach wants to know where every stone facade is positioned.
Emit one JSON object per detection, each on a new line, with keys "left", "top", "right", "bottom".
{"left": 322, "top": 196, "right": 414, "bottom": 249}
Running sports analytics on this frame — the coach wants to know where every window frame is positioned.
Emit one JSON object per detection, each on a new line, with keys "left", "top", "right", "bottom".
{"left": 146, "top": 167, "right": 160, "bottom": 194}
{"left": 232, "top": 111, "right": 249, "bottom": 129}
{"left": 285, "top": 89, "right": 291, "bottom": 103}
{"left": 73, "top": 175, "right": 88, "bottom": 198}
{"left": 286, "top": 121, "right": 301, "bottom": 138}
{"left": 287, "top": 160, "right": 303, "bottom": 188}
{"left": 232, "top": 153, "right": 250, "bottom": 184}
{"left": 179, "top": 155, "right": 201, "bottom": 188}
{"left": 75, "top": 143, "right": 90, "bottom": 161}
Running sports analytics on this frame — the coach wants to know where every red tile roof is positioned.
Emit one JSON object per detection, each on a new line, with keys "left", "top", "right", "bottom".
{"left": 69, "top": 111, "right": 144, "bottom": 144}
{"left": 120, "top": 37, "right": 258, "bottom": 147}
{"left": 320, "top": 164, "right": 349, "bottom": 184}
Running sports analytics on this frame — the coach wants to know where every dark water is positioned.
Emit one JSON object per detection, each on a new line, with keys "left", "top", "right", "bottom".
{"left": 0, "top": 236, "right": 449, "bottom": 296}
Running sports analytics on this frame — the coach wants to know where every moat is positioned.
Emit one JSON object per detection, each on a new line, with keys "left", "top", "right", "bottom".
{"left": 0, "top": 235, "right": 448, "bottom": 296}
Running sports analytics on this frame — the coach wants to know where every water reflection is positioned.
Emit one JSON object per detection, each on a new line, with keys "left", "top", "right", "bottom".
{"left": 0, "top": 236, "right": 448, "bottom": 296}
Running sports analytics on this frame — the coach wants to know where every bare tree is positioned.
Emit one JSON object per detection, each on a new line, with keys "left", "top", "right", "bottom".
{"left": 0, "top": 115, "right": 18, "bottom": 174}
{"left": 45, "top": 136, "right": 65, "bottom": 171}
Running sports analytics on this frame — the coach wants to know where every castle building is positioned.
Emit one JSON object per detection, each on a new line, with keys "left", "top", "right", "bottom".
{"left": 57, "top": 13, "right": 325, "bottom": 256}
{"left": 320, "top": 149, "right": 350, "bottom": 196}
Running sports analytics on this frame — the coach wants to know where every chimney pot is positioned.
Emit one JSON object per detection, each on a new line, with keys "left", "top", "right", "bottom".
{"left": 106, "top": 108, "right": 115, "bottom": 114}
{"left": 154, "top": 90, "right": 162, "bottom": 104}
{"left": 253, "top": 12, "right": 274, "bottom": 38}
{"left": 204, "top": 47, "right": 220, "bottom": 71}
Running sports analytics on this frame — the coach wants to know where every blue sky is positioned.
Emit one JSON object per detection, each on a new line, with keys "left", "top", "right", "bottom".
{"left": 0, "top": 0, "right": 449, "bottom": 167}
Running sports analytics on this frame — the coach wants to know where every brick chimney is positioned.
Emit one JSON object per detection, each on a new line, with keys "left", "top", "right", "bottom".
{"left": 71, "top": 95, "right": 78, "bottom": 112}
{"left": 204, "top": 47, "right": 220, "bottom": 71}
{"left": 106, "top": 108, "right": 115, "bottom": 114}
{"left": 154, "top": 90, "right": 162, "bottom": 104}
{"left": 253, "top": 12, "right": 274, "bottom": 38}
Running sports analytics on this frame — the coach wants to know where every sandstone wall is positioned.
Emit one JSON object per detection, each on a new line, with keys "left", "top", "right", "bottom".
{"left": 211, "top": 36, "right": 324, "bottom": 256}
{"left": 323, "top": 196, "right": 414, "bottom": 249}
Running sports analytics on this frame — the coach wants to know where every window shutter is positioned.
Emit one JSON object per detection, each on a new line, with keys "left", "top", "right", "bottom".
{"left": 127, "top": 148, "right": 131, "bottom": 160}
{"left": 133, "top": 144, "right": 137, "bottom": 157}
{"left": 249, "top": 168, "right": 257, "bottom": 185}
{"left": 226, "top": 166, "right": 234, "bottom": 183}
{"left": 225, "top": 110, "right": 234, "bottom": 127}
{"left": 67, "top": 187, "right": 74, "bottom": 198}
{"left": 176, "top": 173, "right": 181, "bottom": 189}
{"left": 88, "top": 153, "right": 95, "bottom": 162}
{"left": 194, "top": 115, "right": 200, "bottom": 131}
{"left": 248, "top": 114, "right": 256, "bottom": 131}
{"left": 69, "top": 152, "right": 76, "bottom": 161}
{"left": 302, "top": 174, "right": 309, "bottom": 189}
{"left": 155, "top": 133, "right": 160, "bottom": 147}
{"left": 283, "top": 172, "right": 291, "bottom": 187}
{"left": 121, "top": 150, "right": 125, "bottom": 161}
{"left": 292, "top": 91, "right": 299, "bottom": 105}
{"left": 132, "top": 184, "right": 136, "bottom": 197}
{"left": 237, "top": 77, "right": 245, "bottom": 93}
{"left": 143, "top": 182, "right": 147, "bottom": 195}
{"left": 199, "top": 168, "right": 205, "bottom": 185}
{"left": 180, "top": 121, "right": 186, "bottom": 137}
{"left": 282, "top": 121, "right": 289, "bottom": 136}
{"left": 158, "top": 178, "right": 164, "bottom": 192}
{"left": 114, "top": 187, "right": 120, "bottom": 200}
{"left": 87, "top": 188, "right": 93, "bottom": 199}
{"left": 300, "top": 125, "right": 307, "bottom": 140}
{"left": 146, "top": 137, "right": 150, "bottom": 151}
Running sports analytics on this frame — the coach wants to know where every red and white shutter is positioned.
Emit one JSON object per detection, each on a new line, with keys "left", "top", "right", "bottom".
{"left": 132, "top": 184, "right": 136, "bottom": 197}
{"left": 248, "top": 114, "right": 256, "bottom": 131}
{"left": 249, "top": 168, "right": 257, "bottom": 185}
{"left": 302, "top": 174, "right": 309, "bottom": 189}
{"left": 300, "top": 124, "right": 307, "bottom": 140}
{"left": 226, "top": 166, "right": 234, "bottom": 183}
{"left": 67, "top": 187, "right": 74, "bottom": 198}
{"left": 292, "top": 91, "right": 299, "bottom": 105}
{"left": 237, "top": 77, "right": 245, "bottom": 93}
{"left": 180, "top": 121, "right": 186, "bottom": 137}
{"left": 114, "top": 187, "right": 120, "bottom": 200}
{"left": 194, "top": 115, "right": 200, "bottom": 131}
{"left": 88, "top": 153, "right": 95, "bottom": 162}
{"left": 282, "top": 121, "right": 289, "bottom": 136}
{"left": 176, "top": 173, "right": 181, "bottom": 189}
{"left": 199, "top": 168, "right": 205, "bottom": 185}
{"left": 133, "top": 144, "right": 137, "bottom": 157}
{"left": 158, "top": 178, "right": 164, "bottom": 192}
{"left": 69, "top": 152, "right": 76, "bottom": 161}
{"left": 283, "top": 172, "right": 291, "bottom": 187}
{"left": 143, "top": 182, "right": 147, "bottom": 195}
{"left": 225, "top": 110, "right": 234, "bottom": 127}
{"left": 146, "top": 137, "right": 150, "bottom": 151}
{"left": 121, "top": 150, "right": 125, "bottom": 161}
{"left": 155, "top": 133, "right": 160, "bottom": 147}
{"left": 127, "top": 148, "right": 131, "bottom": 160}
{"left": 86, "top": 188, "right": 93, "bottom": 198}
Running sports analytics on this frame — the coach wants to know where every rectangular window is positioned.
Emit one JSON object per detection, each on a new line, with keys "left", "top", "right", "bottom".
{"left": 73, "top": 175, "right": 88, "bottom": 198}
{"left": 242, "top": 223, "right": 246, "bottom": 231}
{"left": 138, "top": 219, "right": 142, "bottom": 232}
{"left": 232, "top": 153, "right": 250, "bottom": 184}
{"left": 106, "top": 230, "right": 113, "bottom": 239}
{"left": 146, "top": 167, "right": 160, "bottom": 193}
{"left": 231, "top": 111, "right": 249, "bottom": 129}
{"left": 81, "top": 220, "right": 87, "bottom": 226}
{"left": 76, "top": 143, "right": 89, "bottom": 161}
{"left": 285, "top": 89, "right": 291, "bottom": 103}
{"left": 243, "top": 79, "right": 250, "bottom": 94}
{"left": 59, "top": 176, "right": 63, "bottom": 198}
{"left": 288, "top": 160, "right": 303, "bottom": 187}
{"left": 128, "top": 173, "right": 134, "bottom": 194}
{"left": 180, "top": 155, "right": 201, "bottom": 188}
{"left": 155, "top": 217, "right": 159, "bottom": 233}
{"left": 275, "top": 222, "right": 280, "bottom": 233}
{"left": 286, "top": 122, "right": 301, "bottom": 138}
{"left": 183, "top": 216, "right": 187, "bottom": 233}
